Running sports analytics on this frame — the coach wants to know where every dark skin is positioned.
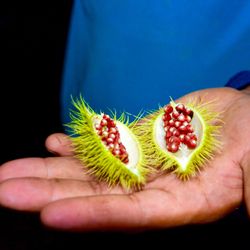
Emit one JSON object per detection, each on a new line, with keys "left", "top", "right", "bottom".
{"left": 0, "top": 87, "right": 250, "bottom": 232}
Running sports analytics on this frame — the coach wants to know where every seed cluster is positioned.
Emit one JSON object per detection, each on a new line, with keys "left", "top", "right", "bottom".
{"left": 95, "top": 114, "right": 129, "bottom": 164}
{"left": 162, "top": 103, "right": 198, "bottom": 153}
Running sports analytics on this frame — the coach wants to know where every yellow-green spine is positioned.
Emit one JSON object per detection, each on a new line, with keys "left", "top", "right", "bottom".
{"left": 66, "top": 96, "right": 147, "bottom": 189}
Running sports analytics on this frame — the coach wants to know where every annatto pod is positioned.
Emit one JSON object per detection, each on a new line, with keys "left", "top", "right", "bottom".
{"left": 134, "top": 98, "right": 222, "bottom": 179}
{"left": 66, "top": 96, "right": 148, "bottom": 190}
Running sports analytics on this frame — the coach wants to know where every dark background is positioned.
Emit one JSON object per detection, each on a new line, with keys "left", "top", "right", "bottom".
{"left": 1, "top": 1, "right": 250, "bottom": 249}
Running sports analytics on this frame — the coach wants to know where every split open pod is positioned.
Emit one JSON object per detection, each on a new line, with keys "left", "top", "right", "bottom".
{"left": 134, "top": 99, "right": 222, "bottom": 179}
{"left": 66, "top": 96, "right": 148, "bottom": 190}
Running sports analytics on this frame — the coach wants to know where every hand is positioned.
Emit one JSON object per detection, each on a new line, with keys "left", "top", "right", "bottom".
{"left": 0, "top": 87, "right": 249, "bottom": 232}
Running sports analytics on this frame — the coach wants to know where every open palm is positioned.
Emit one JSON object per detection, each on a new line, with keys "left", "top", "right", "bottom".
{"left": 0, "top": 87, "right": 249, "bottom": 231}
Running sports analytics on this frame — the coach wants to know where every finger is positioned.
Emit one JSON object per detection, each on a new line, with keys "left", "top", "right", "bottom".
{"left": 0, "top": 177, "right": 124, "bottom": 211}
{"left": 40, "top": 189, "right": 195, "bottom": 232}
{"left": 0, "top": 157, "right": 93, "bottom": 182}
{"left": 45, "top": 133, "right": 74, "bottom": 156}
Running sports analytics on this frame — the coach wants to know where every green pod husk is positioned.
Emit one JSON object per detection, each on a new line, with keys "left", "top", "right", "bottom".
{"left": 66, "top": 96, "right": 148, "bottom": 190}
{"left": 133, "top": 99, "right": 222, "bottom": 179}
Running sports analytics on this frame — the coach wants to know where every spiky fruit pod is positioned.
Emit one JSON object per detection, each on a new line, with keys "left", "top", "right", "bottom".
{"left": 134, "top": 99, "right": 222, "bottom": 179}
{"left": 65, "top": 96, "right": 147, "bottom": 190}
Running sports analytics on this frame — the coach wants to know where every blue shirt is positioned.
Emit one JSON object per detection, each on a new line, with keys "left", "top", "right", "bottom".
{"left": 61, "top": 0, "right": 250, "bottom": 123}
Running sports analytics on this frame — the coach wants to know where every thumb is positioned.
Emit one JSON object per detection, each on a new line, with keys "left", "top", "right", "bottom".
{"left": 45, "top": 133, "right": 74, "bottom": 156}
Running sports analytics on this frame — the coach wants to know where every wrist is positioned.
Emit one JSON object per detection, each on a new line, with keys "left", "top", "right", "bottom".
{"left": 241, "top": 85, "right": 250, "bottom": 95}
{"left": 241, "top": 151, "right": 250, "bottom": 216}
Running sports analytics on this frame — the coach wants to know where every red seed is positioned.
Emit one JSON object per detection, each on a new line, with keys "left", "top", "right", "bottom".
{"left": 164, "top": 125, "right": 170, "bottom": 132}
{"left": 163, "top": 113, "right": 171, "bottom": 121}
{"left": 182, "top": 121, "right": 189, "bottom": 127}
{"left": 168, "top": 136, "right": 181, "bottom": 145}
{"left": 185, "top": 107, "right": 193, "bottom": 117}
{"left": 113, "top": 149, "right": 121, "bottom": 155}
{"left": 191, "top": 134, "right": 198, "bottom": 141}
{"left": 186, "top": 133, "right": 197, "bottom": 141}
{"left": 108, "top": 120, "right": 116, "bottom": 127}
{"left": 109, "top": 127, "right": 117, "bottom": 134}
{"left": 168, "top": 119, "right": 175, "bottom": 126}
{"left": 120, "top": 147, "right": 127, "bottom": 154}
{"left": 108, "top": 144, "right": 115, "bottom": 150}
{"left": 186, "top": 124, "right": 194, "bottom": 133}
{"left": 184, "top": 135, "right": 191, "bottom": 144}
{"left": 169, "top": 127, "right": 176, "bottom": 133}
{"left": 107, "top": 138, "right": 114, "bottom": 143}
{"left": 177, "top": 113, "right": 186, "bottom": 122}
{"left": 179, "top": 125, "right": 187, "bottom": 133}
{"left": 174, "top": 121, "right": 181, "bottom": 128}
{"left": 102, "top": 131, "right": 109, "bottom": 137}
{"left": 176, "top": 104, "right": 185, "bottom": 113}
{"left": 103, "top": 114, "right": 110, "bottom": 119}
{"left": 95, "top": 124, "right": 101, "bottom": 130}
{"left": 172, "top": 129, "right": 180, "bottom": 137}
{"left": 165, "top": 131, "right": 172, "bottom": 138}
{"left": 164, "top": 105, "right": 173, "bottom": 113}
{"left": 179, "top": 134, "right": 185, "bottom": 142}
{"left": 172, "top": 110, "right": 180, "bottom": 119}
{"left": 123, "top": 157, "right": 129, "bottom": 164}
{"left": 186, "top": 115, "right": 192, "bottom": 123}
{"left": 108, "top": 133, "right": 116, "bottom": 139}
{"left": 100, "top": 119, "right": 108, "bottom": 126}
{"left": 167, "top": 142, "right": 179, "bottom": 153}
{"left": 187, "top": 139, "right": 197, "bottom": 149}
{"left": 164, "top": 121, "right": 169, "bottom": 128}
